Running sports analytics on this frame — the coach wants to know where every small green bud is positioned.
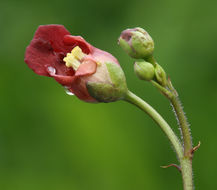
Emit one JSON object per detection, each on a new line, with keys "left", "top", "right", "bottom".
{"left": 134, "top": 61, "right": 155, "bottom": 81}
{"left": 118, "top": 27, "right": 154, "bottom": 59}
{"left": 155, "top": 64, "right": 167, "bottom": 86}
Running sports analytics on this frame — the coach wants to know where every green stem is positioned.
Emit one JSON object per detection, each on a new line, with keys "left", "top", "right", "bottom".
{"left": 124, "top": 90, "right": 193, "bottom": 190}
{"left": 150, "top": 80, "right": 173, "bottom": 99}
{"left": 180, "top": 158, "right": 193, "bottom": 190}
{"left": 167, "top": 79, "right": 192, "bottom": 156}
{"left": 170, "top": 95, "right": 192, "bottom": 156}
{"left": 124, "top": 90, "right": 183, "bottom": 160}
{"left": 151, "top": 80, "right": 193, "bottom": 156}
{"left": 169, "top": 92, "right": 193, "bottom": 190}
{"left": 150, "top": 80, "right": 194, "bottom": 189}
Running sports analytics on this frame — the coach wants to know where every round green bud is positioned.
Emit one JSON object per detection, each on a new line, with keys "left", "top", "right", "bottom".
{"left": 154, "top": 64, "right": 167, "bottom": 86}
{"left": 118, "top": 27, "right": 154, "bottom": 59}
{"left": 134, "top": 61, "right": 155, "bottom": 81}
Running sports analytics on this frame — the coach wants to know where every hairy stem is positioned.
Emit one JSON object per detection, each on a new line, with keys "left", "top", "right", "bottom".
{"left": 169, "top": 91, "right": 193, "bottom": 190}
{"left": 151, "top": 79, "right": 193, "bottom": 156}
{"left": 150, "top": 80, "right": 194, "bottom": 189}
{"left": 170, "top": 95, "right": 192, "bottom": 156}
{"left": 124, "top": 90, "right": 183, "bottom": 160}
{"left": 180, "top": 158, "right": 193, "bottom": 190}
{"left": 124, "top": 90, "right": 193, "bottom": 190}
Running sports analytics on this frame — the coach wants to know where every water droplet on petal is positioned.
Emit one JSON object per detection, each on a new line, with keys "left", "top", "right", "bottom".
{"left": 65, "top": 90, "right": 74, "bottom": 96}
{"left": 64, "top": 86, "right": 74, "bottom": 96}
{"left": 47, "top": 66, "right": 56, "bottom": 75}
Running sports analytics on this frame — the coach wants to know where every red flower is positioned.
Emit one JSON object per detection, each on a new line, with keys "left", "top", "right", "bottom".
{"left": 25, "top": 25, "right": 120, "bottom": 102}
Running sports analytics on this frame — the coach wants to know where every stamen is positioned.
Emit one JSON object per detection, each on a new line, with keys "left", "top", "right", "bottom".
{"left": 71, "top": 46, "right": 85, "bottom": 60}
{"left": 63, "top": 46, "right": 86, "bottom": 70}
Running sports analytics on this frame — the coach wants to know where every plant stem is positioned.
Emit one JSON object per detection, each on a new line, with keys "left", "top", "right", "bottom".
{"left": 151, "top": 79, "right": 192, "bottom": 156}
{"left": 124, "top": 90, "right": 183, "bottom": 161}
{"left": 169, "top": 89, "right": 193, "bottom": 190}
{"left": 124, "top": 90, "right": 194, "bottom": 190}
{"left": 180, "top": 158, "right": 193, "bottom": 190}
{"left": 170, "top": 95, "right": 192, "bottom": 156}
{"left": 149, "top": 83, "right": 194, "bottom": 190}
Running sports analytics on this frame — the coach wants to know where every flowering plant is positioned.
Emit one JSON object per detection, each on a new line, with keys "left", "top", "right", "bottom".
{"left": 25, "top": 25, "right": 199, "bottom": 190}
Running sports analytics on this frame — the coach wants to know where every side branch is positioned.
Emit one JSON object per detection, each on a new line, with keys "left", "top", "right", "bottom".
{"left": 124, "top": 90, "right": 184, "bottom": 161}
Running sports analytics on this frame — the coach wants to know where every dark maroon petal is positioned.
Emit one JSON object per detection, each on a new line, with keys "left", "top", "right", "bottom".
{"left": 25, "top": 38, "right": 74, "bottom": 77}
{"left": 70, "top": 78, "right": 96, "bottom": 102}
{"left": 34, "top": 25, "right": 73, "bottom": 53}
{"left": 46, "top": 66, "right": 77, "bottom": 86}
{"left": 25, "top": 38, "right": 57, "bottom": 76}
{"left": 63, "top": 35, "right": 93, "bottom": 54}
{"left": 52, "top": 74, "right": 76, "bottom": 86}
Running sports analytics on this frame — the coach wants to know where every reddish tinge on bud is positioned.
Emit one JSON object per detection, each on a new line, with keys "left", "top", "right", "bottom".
{"left": 118, "top": 27, "right": 154, "bottom": 59}
{"left": 25, "top": 25, "right": 128, "bottom": 103}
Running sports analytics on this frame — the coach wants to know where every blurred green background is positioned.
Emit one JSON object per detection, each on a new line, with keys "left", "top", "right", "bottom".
{"left": 0, "top": 0, "right": 217, "bottom": 189}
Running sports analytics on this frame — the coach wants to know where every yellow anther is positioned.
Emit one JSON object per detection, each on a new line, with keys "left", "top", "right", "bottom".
{"left": 63, "top": 46, "right": 86, "bottom": 70}
{"left": 71, "top": 46, "right": 85, "bottom": 60}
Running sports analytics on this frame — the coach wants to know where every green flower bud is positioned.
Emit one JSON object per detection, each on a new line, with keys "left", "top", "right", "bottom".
{"left": 118, "top": 27, "right": 154, "bottom": 59}
{"left": 86, "top": 62, "right": 128, "bottom": 103}
{"left": 134, "top": 61, "right": 155, "bottom": 81}
{"left": 155, "top": 64, "right": 167, "bottom": 86}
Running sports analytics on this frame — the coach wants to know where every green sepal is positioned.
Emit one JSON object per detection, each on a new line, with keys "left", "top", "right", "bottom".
{"left": 154, "top": 64, "right": 167, "bottom": 86}
{"left": 86, "top": 62, "right": 128, "bottom": 103}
